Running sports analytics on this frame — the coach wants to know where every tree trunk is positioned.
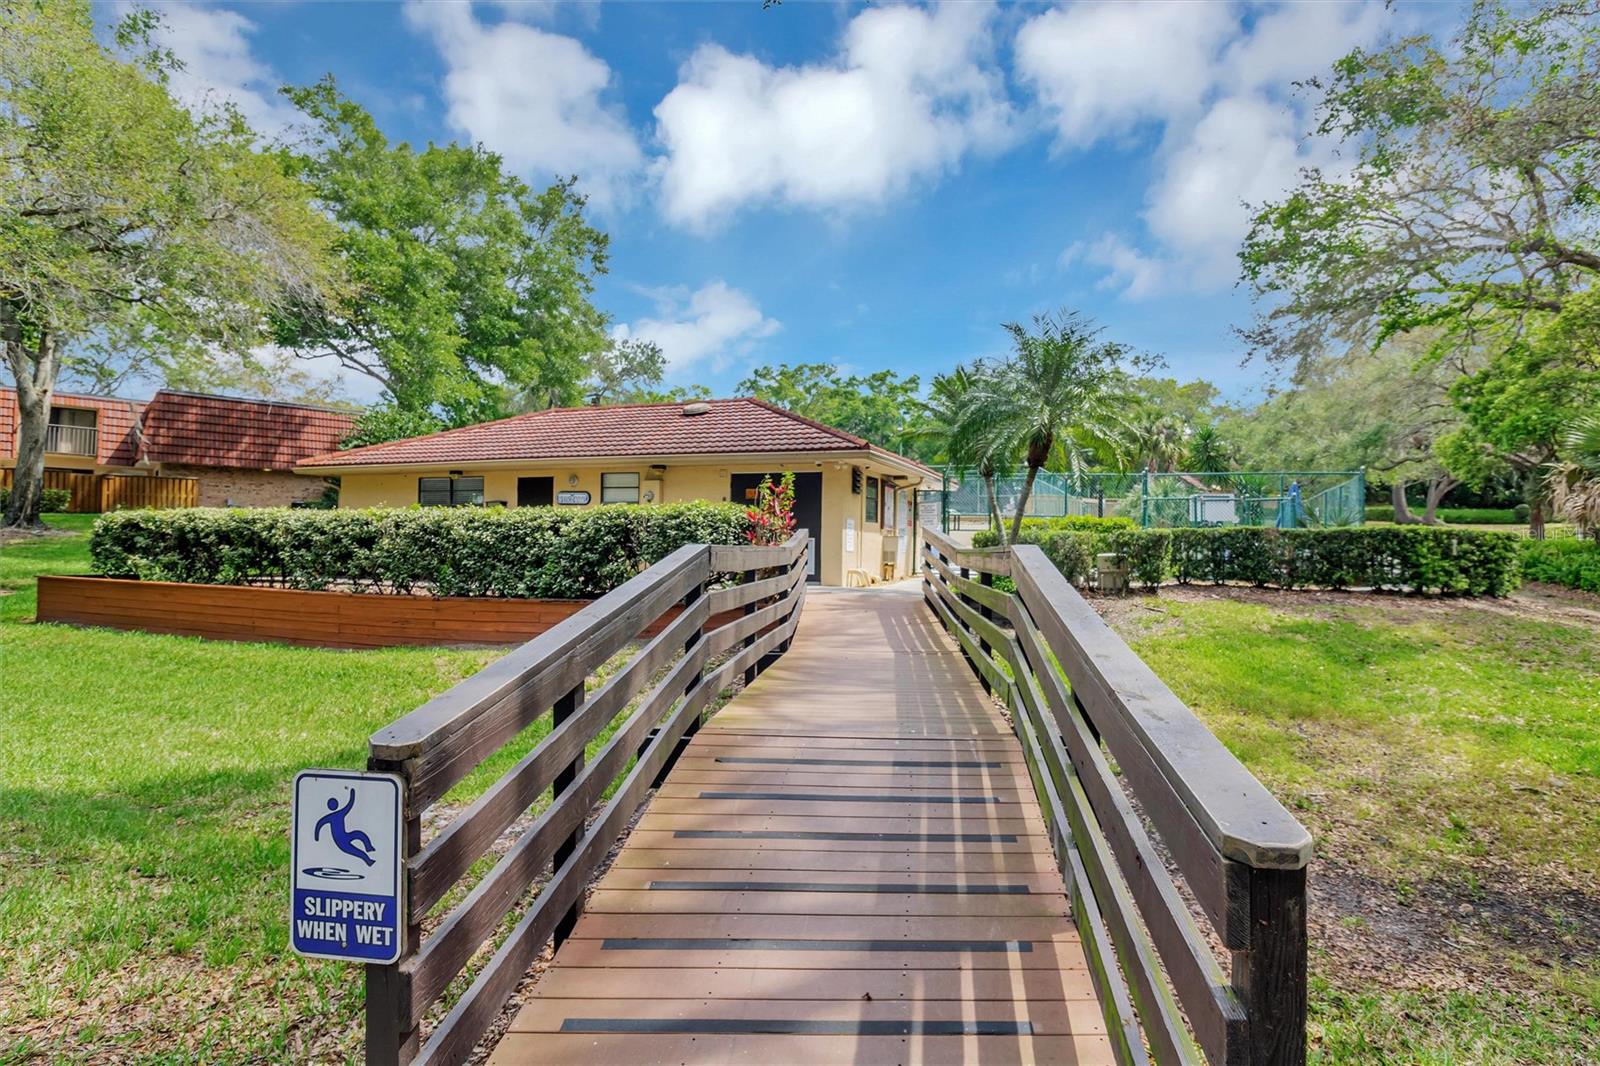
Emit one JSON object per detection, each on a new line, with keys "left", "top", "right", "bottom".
{"left": 982, "top": 471, "right": 1006, "bottom": 547}
{"left": 1390, "top": 481, "right": 1421, "bottom": 524}
{"left": 2, "top": 309, "right": 61, "bottom": 529}
{"left": 1009, "top": 464, "right": 1041, "bottom": 544}
{"left": 1420, "top": 475, "right": 1458, "bottom": 525}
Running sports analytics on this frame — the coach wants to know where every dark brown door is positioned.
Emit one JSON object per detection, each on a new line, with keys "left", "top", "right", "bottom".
{"left": 730, "top": 471, "right": 822, "bottom": 583}
{"left": 517, "top": 476, "right": 554, "bottom": 507}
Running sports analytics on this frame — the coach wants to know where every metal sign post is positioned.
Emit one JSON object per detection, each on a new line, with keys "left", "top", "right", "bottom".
{"left": 290, "top": 769, "right": 404, "bottom": 964}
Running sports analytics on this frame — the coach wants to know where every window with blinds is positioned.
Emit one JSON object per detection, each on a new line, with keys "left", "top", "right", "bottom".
{"left": 418, "top": 476, "right": 485, "bottom": 507}
{"left": 601, "top": 471, "right": 640, "bottom": 504}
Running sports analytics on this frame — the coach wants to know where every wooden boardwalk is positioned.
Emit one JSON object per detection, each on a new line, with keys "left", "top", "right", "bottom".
{"left": 490, "top": 586, "right": 1114, "bottom": 1065}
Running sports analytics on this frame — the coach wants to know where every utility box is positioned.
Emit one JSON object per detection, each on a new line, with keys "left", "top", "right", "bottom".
{"left": 1097, "top": 552, "right": 1128, "bottom": 595}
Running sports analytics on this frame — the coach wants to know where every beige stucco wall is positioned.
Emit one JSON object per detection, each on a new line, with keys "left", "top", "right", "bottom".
{"left": 328, "top": 456, "right": 927, "bottom": 588}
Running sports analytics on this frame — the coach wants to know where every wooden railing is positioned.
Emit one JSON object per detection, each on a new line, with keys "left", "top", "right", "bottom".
{"left": 922, "top": 527, "right": 1312, "bottom": 1066}
{"left": 364, "top": 530, "right": 810, "bottom": 1065}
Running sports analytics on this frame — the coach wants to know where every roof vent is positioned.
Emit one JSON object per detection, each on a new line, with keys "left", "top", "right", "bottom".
{"left": 682, "top": 401, "right": 711, "bottom": 417}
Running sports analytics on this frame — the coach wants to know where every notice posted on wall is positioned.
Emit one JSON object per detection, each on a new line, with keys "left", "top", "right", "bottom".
{"left": 290, "top": 769, "right": 404, "bottom": 964}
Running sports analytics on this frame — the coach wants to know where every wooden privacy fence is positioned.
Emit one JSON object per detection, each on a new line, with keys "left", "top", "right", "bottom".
{"left": 1, "top": 468, "right": 97, "bottom": 512}
{"left": 365, "top": 530, "right": 810, "bottom": 1065}
{"left": 99, "top": 473, "right": 197, "bottom": 511}
{"left": 922, "top": 526, "right": 1313, "bottom": 1066}
{"left": 0, "top": 469, "right": 197, "bottom": 512}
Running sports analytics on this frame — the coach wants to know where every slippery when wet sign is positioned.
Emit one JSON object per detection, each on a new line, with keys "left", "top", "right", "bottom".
{"left": 290, "top": 770, "right": 404, "bottom": 964}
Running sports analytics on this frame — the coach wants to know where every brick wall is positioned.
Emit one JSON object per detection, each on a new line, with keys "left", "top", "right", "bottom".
{"left": 162, "top": 465, "right": 331, "bottom": 508}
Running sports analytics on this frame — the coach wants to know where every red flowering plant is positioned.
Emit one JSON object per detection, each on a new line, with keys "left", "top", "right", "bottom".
{"left": 745, "top": 471, "right": 796, "bottom": 546}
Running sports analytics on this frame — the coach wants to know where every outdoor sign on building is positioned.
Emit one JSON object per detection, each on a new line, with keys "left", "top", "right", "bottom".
{"left": 556, "top": 490, "right": 591, "bottom": 505}
{"left": 290, "top": 769, "right": 404, "bottom": 964}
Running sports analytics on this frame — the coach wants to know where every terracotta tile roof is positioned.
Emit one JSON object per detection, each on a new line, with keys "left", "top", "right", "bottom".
{"left": 2, "top": 387, "right": 354, "bottom": 471}
{"left": 298, "top": 398, "right": 937, "bottom": 478}
{"left": 0, "top": 387, "right": 142, "bottom": 465}
{"left": 138, "top": 391, "right": 355, "bottom": 471}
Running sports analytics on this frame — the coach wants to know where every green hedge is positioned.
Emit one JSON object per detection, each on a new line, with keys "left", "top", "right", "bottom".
{"left": 0, "top": 486, "right": 71, "bottom": 513}
{"left": 1518, "top": 538, "right": 1600, "bottom": 593}
{"left": 90, "top": 502, "right": 752, "bottom": 599}
{"left": 975, "top": 524, "right": 1520, "bottom": 595}
{"left": 1364, "top": 505, "right": 1523, "bottom": 525}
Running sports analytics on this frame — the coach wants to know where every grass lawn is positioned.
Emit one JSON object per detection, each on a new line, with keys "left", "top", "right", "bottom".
{"left": 1096, "top": 586, "right": 1600, "bottom": 1064}
{"left": 0, "top": 517, "right": 509, "bottom": 1062}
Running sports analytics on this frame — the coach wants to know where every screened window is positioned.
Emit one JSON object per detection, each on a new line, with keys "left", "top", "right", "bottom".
{"left": 418, "top": 476, "right": 485, "bottom": 507}
{"left": 865, "top": 476, "right": 880, "bottom": 526}
{"left": 601, "top": 471, "right": 641, "bottom": 504}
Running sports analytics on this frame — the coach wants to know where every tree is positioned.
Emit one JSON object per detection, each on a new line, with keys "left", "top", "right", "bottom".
{"left": 2, "top": 3, "right": 336, "bottom": 527}
{"left": 737, "top": 362, "right": 926, "bottom": 448}
{"left": 1123, "top": 409, "right": 1188, "bottom": 473}
{"left": 1548, "top": 413, "right": 1600, "bottom": 538}
{"left": 1240, "top": 0, "right": 1600, "bottom": 484}
{"left": 340, "top": 406, "right": 446, "bottom": 449}
{"left": 272, "top": 79, "right": 611, "bottom": 424}
{"left": 960, "top": 311, "right": 1141, "bottom": 543}
{"left": 1185, "top": 424, "right": 1236, "bottom": 473}
{"left": 914, "top": 366, "right": 1008, "bottom": 535}
{"left": 1224, "top": 337, "right": 1470, "bottom": 523}
{"left": 581, "top": 337, "right": 667, "bottom": 406}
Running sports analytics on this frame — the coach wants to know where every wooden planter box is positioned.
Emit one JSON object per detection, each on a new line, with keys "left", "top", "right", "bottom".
{"left": 35, "top": 575, "right": 737, "bottom": 650}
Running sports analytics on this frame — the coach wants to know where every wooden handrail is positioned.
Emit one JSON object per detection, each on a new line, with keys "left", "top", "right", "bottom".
{"left": 921, "top": 528, "right": 1310, "bottom": 1066}
{"left": 922, "top": 527, "right": 1310, "bottom": 867}
{"left": 365, "top": 530, "right": 809, "bottom": 1066}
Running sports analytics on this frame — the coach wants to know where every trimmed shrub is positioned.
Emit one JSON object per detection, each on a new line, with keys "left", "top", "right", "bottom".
{"left": 0, "top": 483, "right": 73, "bottom": 512}
{"left": 90, "top": 502, "right": 752, "bottom": 599}
{"left": 0, "top": 486, "right": 71, "bottom": 513}
{"left": 1518, "top": 538, "right": 1600, "bottom": 593}
{"left": 978, "top": 523, "right": 1520, "bottom": 596}
{"left": 1365, "top": 505, "right": 1521, "bottom": 525}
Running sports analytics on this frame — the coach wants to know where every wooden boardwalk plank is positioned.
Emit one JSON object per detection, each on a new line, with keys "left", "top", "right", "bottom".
{"left": 491, "top": 588, "right": 1099, "bottom": 1065}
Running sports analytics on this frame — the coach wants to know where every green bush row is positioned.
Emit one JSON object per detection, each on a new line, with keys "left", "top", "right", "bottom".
{"left": 0, "top": 486, "right": 71, "bottom": 513}
{"left": 1364, "top": 505, "right": 1528, "bottom": 525}
{"left": 90, "top": 502, "right": 753, "bottom": 599}
{"left": 974, "top": 524, "right": 1520, "bottom": 595}
{"left": 1518, "top": 538, "right": 1600, "bottom": 593}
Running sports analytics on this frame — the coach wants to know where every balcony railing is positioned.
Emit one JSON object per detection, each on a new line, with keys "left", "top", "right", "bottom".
{"left": 45, "top": 423, "right": 97, "bottom": 456}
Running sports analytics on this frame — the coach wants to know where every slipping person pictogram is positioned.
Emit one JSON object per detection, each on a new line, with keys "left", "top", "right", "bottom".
{"left": 315, "top": 788, "right": 377, "bottom": 867}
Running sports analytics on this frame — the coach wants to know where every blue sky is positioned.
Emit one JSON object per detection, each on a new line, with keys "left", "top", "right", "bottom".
{"left": 124, "top": 0, "right": 1432, "bottom": 405}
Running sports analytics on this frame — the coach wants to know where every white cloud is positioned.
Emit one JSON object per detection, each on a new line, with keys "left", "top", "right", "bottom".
{"left": 1019, "top": 1, "right": 1390, "bottom": 296}
{"left": 611, "top": 282, "right": 780, "bottom": 372}
{"left": 653, "top": 4, "right": 1016, "bottom": 228}
{"left": 1062, "top": 235, "right": 1167, "bottom": 299}
{"left": 130, "top": 3, "right": 300, "bottom": 136}
{"left": 1014, "top": 2, "right": 1234, "bottom": 147}
{"left": 404, "top": 1, "right": 642, "bottom": 206}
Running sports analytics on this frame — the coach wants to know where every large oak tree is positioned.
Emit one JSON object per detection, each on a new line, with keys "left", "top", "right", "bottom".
{"left": 2, "top": 1, "right": 336, "bottom": 527}
{"left": 1241, "top": 0, "right": 1600, "bottom": 492}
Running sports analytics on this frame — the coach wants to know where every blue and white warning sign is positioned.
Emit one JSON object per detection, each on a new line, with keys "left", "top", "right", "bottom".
{"left": 290, "top": 769, "right": 404, "bottom": 964}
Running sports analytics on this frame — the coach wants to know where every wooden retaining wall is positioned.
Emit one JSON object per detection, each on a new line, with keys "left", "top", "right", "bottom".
{"left": 36, "top": 576, "right": 740, "bottom": 649}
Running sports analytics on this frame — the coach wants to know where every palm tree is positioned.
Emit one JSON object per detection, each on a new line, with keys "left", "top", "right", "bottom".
{"left": 960, "top": 311, "right": 1135, "bottom": 544}
{"left": 1124, "top": 408, "right": 1188, "bottom": 473}
{"left": 915, "top": 366, "right": 1009, "bottom": 536}
{"left": 1186, "top": 424, "right": 1234, "bottom": 474}
{"left": 1548, "top": 413, "right": 1600, "bottom": 539}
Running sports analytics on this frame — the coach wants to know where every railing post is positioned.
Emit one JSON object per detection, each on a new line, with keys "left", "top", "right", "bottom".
{"left": 653, "top": 575, "right": 707, "bottom": 788}
{"left": 1234, "top": 864, "right": 1308, "bottom": 1066}
{"left": 365, "top": 758, "right": 420, "bottom": 1066}
{"left": 551, "top": 680, "right": 586, "bottom": 945}
{"left": 742, "top": 567, "right": 759, "bottom": 686}
{"left": 958, "top": 562, "right": 991, "bottom": 694}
